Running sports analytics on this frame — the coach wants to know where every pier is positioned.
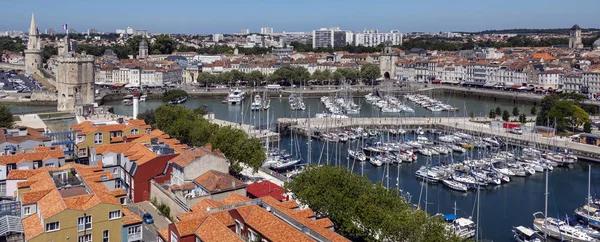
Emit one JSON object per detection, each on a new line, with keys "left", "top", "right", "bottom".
{"left": 277, "top": 117, "right": 600, "bottom": 162}
{"left": 208, "top": 117, "right": 279, "bottom": 144}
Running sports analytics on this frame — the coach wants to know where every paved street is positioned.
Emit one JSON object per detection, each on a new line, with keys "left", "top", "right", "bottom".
{"left": 128, "top": 201, "right": 172, "bottom": 241}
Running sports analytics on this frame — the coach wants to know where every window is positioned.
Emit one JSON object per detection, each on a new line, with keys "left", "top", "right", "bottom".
{"left": 94, "top": 132, "right": 103, "bottom": 144}
{"left": 235, "top": 220, "right": 242, "bottom": 234}
{"left": 0, "top": 183, "right": 5, "bottom": 196}
{"left": 249, "top": 229, "right": 258, "bottom": 241}
{"left": 131, "top": 129, "right": 139, "bottom": 135}
{"left": 109, "top": 210, "right": 121, "bottom": 220}
{"left": 115, "top": 179, "right": 122, "bottom": 189}
{"left": 170, "top": 231, "right": 178, "bottom": 242}
{"left": 102, "top": 230, "right": 109, "bottom": 242}
{"left": 77, "top": 215, "right": 92, "bottom": 231}
{"left": 120, "top": 197, "right": 127, "bottom": 205}
{"left": 78, "top": 234, "right": 91, "bottom": 242}
{"left": 23, "top": 206, "right": 30, "bottom": 215}
{"left": 129, "top": 225, "right": 141, "bottom": 235}
{"left": 45, "top": 222, "right": 59, "bottom": 232}
{"left": 112, "top": 168, "right": 118, "bottom": 175}
{"left": 78, "top": 148, "right": 86, "bottom": 157}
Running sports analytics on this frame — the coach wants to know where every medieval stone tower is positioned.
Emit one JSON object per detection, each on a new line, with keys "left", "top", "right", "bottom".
{"left": 24, "top": 13, "right": 43, "bottom": 76}
{"left": 379, "top": 42, "right": 398, "bottom": 79}
{"left": 56, "top": 35, "right": 95, "bottom": 112}
{"left": 138, "top": 39, "right": 148, "bottom": 59}
{"left": 569, "top": 24, "right": 584, "bottom": 49}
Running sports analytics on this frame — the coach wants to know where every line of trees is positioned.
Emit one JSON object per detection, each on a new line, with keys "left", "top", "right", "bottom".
{"left": 285, "top": 165, "right": 460, "bottom": 241}
{"left": 197, "top": 64, "right": 381, "bottom": 87}
{"left": 0, "top": 37, "right": 25, "bottom": 53}
{"left": 535, "top": 93, "right": 591, "bottom": 133}
{"left": 137, "top": 105, "right": 265, "bottom": 174}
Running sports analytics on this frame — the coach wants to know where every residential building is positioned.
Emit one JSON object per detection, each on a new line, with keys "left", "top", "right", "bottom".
{"left": 0, "top": 146, "right": 65, "bottom": 197}
{"left": 169, "top": 145, "right": 229, "bottom": 187}
{"left": 44, "top": 28, "right": 56, "bottom": 35}
{"left": 70, "top": 120, "right": 152, "bottom": 161}
{"left": 354, "top": 30, "right": 403, "bottom": 47}
{"left": 157, "top": 194, "right": 349, "bottom": 242}
{"left": 240, "top": 29, "right": 249, "bottom": 35}
{"left": 562, "top": 73, "right": 584, "bottom": 93}
{"left": 312, "top": 28, "right": 347, "bottom": 48}
{"left": 260, "top": 27, "right": 273, "bottom": 35}
{"left": 11, "top": 163, "right": 143, "bottom": 242}
{"left": 583, "top": 70, "right": 600, "bottom": 98}
{"left": 537, "top": 70, "right": 563, "bottom": 89}
{"left": 212, "top": 34, "right": 223, "bottom": 42}
{"left": 0, "top": 127, "right": 52, "bottom": 150}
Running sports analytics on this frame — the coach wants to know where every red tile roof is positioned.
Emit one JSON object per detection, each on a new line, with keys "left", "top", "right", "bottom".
{"left": 246, "top": 180, "right": 287, "bottom": 201}
{"left": 193, "top": 170, "right": 245, "bottom": 193}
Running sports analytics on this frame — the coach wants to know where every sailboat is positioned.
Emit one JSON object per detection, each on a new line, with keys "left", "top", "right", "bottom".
{"left": 575, "top": 165, "right": 600, "bottom": 229}
{"left": 441, "top": 202, "right": 476, "bottom": 239}
{"left": 533, "top": 169, "right": 595, "bottom": 241}
{"left": 251, "top": 94, "right": 262, "bottom": 111}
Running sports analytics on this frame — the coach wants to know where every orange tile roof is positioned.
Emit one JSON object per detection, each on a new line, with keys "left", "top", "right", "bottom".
{"left": 177, "top": 210, "right": 208, "bottom": 221}
{"left": 194, "top": 216, "right": 244, "bottom": 242}
{"left": 122, "top": 207, "right": 143, "bottom": 226}
{"left": 191, "top": 199, "right": 223, "bottom": 212}
{"left": 193, "top": 170, "right": 245, "bottom": 193}
{"left": 111, "top": 136, "right": 124, "bottom": 143}
{"left": 175, "top": 218, "right": 206, "bottom": 236}
{"left": 221, "top": 193, "right": 250, "bottom": 205}
{"left": 0, "top": 147, "right": 64, "bottom": 165}
{"left": 21, "top": 189, "right": 52, "bottom": 204}
{"left": 94, "top": 142, "right": 157, "bottom": 165}
{"left": 158, "top": 228, "right": 170, "bottom": 240}
{"left": 210, "top": 210, "right": 235, "bottom": 227}
{"left": 22, "top": 213, "right": 44, "bottom": 240}
{"left": 237, "top": 204, "right": 313, "bottom": 242}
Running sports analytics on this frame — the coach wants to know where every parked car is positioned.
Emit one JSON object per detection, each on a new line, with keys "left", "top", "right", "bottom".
{"left": 509, "top": 128, "right": 523, "bottom": 135}
{"left": 142, "top": 213, "right": 154, "bottom": 224}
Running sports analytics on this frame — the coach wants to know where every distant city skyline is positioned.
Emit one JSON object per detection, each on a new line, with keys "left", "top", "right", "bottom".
{"left": 1, "top": 0, "right": 599, "bottom": 34}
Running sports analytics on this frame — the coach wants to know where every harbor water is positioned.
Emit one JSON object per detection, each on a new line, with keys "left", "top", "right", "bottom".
{"left": 106, "top": 94, "right": 597, "bottom": 241}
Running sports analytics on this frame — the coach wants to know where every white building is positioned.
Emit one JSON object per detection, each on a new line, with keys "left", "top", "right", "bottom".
{"left": 312, "top": 28, "right": 347, "bottom": 48}
{"left": 240, "top": 29, "right": 250, "bottom": 35}
{"left": 212, "top": 33, "right": 223, "bottom": 42}
{"left": 537, "top": 70, "right": 563, "bottom": 89}
{"left": 354, "top": 30, "right": 403, "bottom": 47}
{"left": 116, "top": 29, "right": 126, "bottom": 34}
{"left": 126, "top": 26, "right": 134, "bottom": 35}
{"left": 260, "top": 27, "right": 273, "bottom": 35}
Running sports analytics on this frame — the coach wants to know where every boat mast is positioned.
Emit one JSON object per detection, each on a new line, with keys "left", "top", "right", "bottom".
{"left": 588, "top": 164, "right": 591, "bottom": 223}
{"left": 307, "top": 107, "right": 312, "bottom": 164}
{"left": 266, "top": 109, "right": 269, "bottom": 156}
{"left": 544, "top": 167, "right": 548, "bottom": 240}
{"left": 476, "top": 184, "right": 480, "bottom": 242}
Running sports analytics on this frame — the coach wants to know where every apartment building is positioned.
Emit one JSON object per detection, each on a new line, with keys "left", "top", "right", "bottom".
{"left": 11, "top": 163, "right": 143, "bottom": 242}
{"left": 157, "top": 194, "right": 349, "bottom": 242}
{"left": 312, "top": 28, "right": 347, "bottom": 48}
{"left": 0, "top": 146, "right": 65, "bottom": 197}
{"left": 354, "top": 30, "right": 403, "bottom": 47}
{"left": 70, "top": 120, "right": 152, "bottom": 160}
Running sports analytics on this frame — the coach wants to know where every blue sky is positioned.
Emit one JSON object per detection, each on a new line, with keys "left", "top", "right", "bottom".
{"left": 1, "top": 0, "right": 599, "bottom": 34}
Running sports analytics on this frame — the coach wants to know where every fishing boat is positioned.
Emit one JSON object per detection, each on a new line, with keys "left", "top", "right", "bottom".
{"left": 122, "top": 95, "right": 133, "bottom": 106}
{"left": 442, "top": 179, "right": 468, "bottom": 192}
{"left": 139, "top": 94, "right": 147, "bottom": 102}
{"left": 443, "top": 214, "right": 476, "bottom": 239}
{"left": 512, "top": 226, "right": 544, "bottom": 242}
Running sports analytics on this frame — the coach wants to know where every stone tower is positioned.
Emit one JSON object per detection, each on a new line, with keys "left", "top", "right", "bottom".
{"left": 138, "top": 39, "right": 148, "bottom": 59}
{"left": 379, "top": 41, "right": 398, "bottom": 79}
{"left": 56, "top": 35, "right": 95, "bottom": 112}
{"left": 24, "top": 12, "right": 43, "bottom": 76}
{"left": 569, "top": 24, "right": 583, "bottom": 49}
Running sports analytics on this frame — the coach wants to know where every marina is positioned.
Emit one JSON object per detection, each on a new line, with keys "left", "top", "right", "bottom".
{"left": 96, "top": 94, "right": 599, "bottom": 241}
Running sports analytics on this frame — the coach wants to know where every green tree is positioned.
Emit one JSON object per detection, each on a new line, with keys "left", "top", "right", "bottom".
{"left": 245, "top": 71, "right": 264, "bottom": 86}
{"left": 285, "top": 165, "right": 459, "bottom": 242}
{"left": 519, "top": 113, "right": 527, "bottom": 124}
{"left": 488, "top": 109, "right": 496, "bottom": 119}
{"left": 0, "top": 106, "right": 14, "bottom": 128}
{"left": 512, "top": 107, "right": 520, "bottom": 116}
{"left": 332, "top": 69, "right": 344, "bottom": 85}
{"left": 360, "top": 64, "right": 380, "bottom": 85}
{"left": 150, "top": 35, "right": 176, "bottom": 54}
{"left": 197, "top": 72, "right": 218, "bottom": 88}
{"left": 531, "top": 106, "right": 537, "bottom": 116}
{"left": 229, "top": 70, "right": 246, "bottom": 83}
{"left": 584, "top": 122, "right": 592, "bottom": 133}
{"left": 502, "top": 110, "right": 510, "bottom": 122}
{"left": 137, "top": 109, "right": 155, "bottom": 126}
{"left": 495, "top": 107, "right": 502, "bottom": 117}
{"left": 162, "top": 89, "right": 188, "bottom": 103}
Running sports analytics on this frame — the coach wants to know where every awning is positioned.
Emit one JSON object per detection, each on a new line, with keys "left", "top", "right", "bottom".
{"left": 483, "top": 83, "right": 496, "bottom": 87}
{"left": 518, "top": 86, "right": 528, "bottom": 90}
{"left": 112, "top": 83, "right": 126, "bottom": 87}
{"left": 432, "top": 79, "right": 441, "bottom": 83}
{"left": 511, "top": 85, "right": 521, "bottom": 89}
{"left": 462, "top": 82, "right": 485, "bottom": 86}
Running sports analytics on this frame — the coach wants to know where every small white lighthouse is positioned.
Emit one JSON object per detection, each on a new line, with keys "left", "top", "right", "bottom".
{"left": 133, "top": 94, "right": 139, "bottom": 119}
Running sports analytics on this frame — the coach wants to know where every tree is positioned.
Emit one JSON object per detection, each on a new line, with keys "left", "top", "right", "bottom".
{"left": 137, "top": 109, "right": 155, "bottom": 127}
{"left": 197, "top": 72, "right": 217, "bottom": 88}
{"left": 150, "top": 34, "right": 176, "bottom": 54}
{"left": 0, "top": 105, "right": 14, "bottom": 128}
{"left": 162, "top": 89, "right": 188, "bottom": 103}
{"left": 229, "top": 70, "right": 246, "bottom": 83}
{"left": 512, "top": 107, "right": 520, "bottom": 117}
{"left": 584, "top": 122, "right": 593, "bottom": 133}
{"left": 519, "top": 113, "right": 527, "bottom": 124}
{"left": 502, "top": 110, "right": 510, "bottom": 122}
{"left": 245, "top": 71, "right": 264, "bottom": 86}
{"left": 332, "top": 69, "right": 344, "bottom": 85}
{"left": 360, "top": 64, "right": 380, "bottom": 85}
{"left": 495, "top": 107, "right": 502, "bottom": 117}
{"left": 285, "top": 165, "right": 459, "bottom": 242}
{"left": 488, "top": 109, "right": 496, "bottom": 119}
{"left": 531, "top": 106, "right": 537, "bottom": 116}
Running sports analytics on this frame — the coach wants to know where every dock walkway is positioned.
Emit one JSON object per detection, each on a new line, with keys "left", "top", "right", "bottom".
{"left": 209, "top": 118, "right": 279, "bottom": 144}
{"left": 278, "top": 117, "right": 600, "bottom": 162}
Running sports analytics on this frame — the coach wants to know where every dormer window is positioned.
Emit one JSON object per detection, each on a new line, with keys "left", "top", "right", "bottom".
{"left": 131, "top": 129, "right": 139, "bottom": 135}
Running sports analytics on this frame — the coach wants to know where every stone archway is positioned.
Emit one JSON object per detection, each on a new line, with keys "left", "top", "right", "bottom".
{"left": 384, "top": 72, "right": 390, "bottom": 79}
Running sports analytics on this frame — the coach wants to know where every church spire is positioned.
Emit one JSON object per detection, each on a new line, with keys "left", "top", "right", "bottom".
{"left": 29, "top": 12, "right": 39, "bottom": 36}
